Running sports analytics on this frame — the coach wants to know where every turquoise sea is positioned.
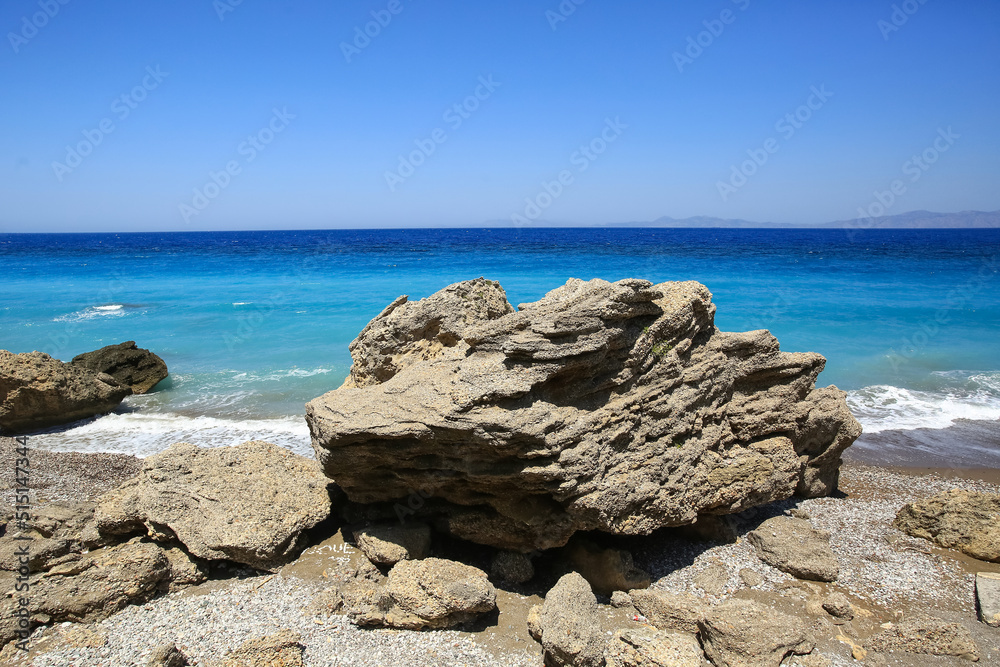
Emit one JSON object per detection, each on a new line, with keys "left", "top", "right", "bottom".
{"left": 2, "top": 228, "right": 998, "bottom": 466}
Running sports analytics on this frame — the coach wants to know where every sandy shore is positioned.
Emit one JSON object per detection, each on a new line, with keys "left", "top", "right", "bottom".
{"left": 2, "top": 436, "right": 1000, "bottom": 666}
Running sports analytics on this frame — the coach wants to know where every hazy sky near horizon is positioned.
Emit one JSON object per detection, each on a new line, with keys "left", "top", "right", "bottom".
{"left": 2, "top": 0, "right": 998, "bottom": 232}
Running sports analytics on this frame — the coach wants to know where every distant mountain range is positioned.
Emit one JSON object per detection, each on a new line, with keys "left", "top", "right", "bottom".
{"left": 482, "top": 210, "right": 1000, "bottom": 229}
{"left": 632, "top": 210, "right": 1000, "bottom": 229}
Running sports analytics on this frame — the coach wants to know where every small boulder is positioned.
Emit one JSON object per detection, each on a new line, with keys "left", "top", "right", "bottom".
{"left": 865, "top": 616, "right": 980, "bottom": 661}
{"left": 747, "top": 516, "right": 839, "bottom": 582}
{"left": 0, "top": 350, "right": 131, "bottom": 434}
{"left": 565, "top": 539, "right": 651, "bottom": 595}
{"left": 72, "top": 341, "right": 168, "bottom": 394}
{"left": 894, "top": 489, "right": 1000, "bottom": 562}
{"left": 353, "top": 522, "right": 431, "bottom": 565}
{"left": 822, "top": 592, "right": 854, "bottom": 622}
{"left": 532, "top": 572, "right": 607, "bottom": 667}
{"left": 348, "top": 557, "right": 496, "bottom": 630}
{"left": 627, "top": 589, "right": 706, "bottom": 635}
{"left": 605, "top": 627, "right": 705, "bottom": 667}
{"left": 93, "top": 441, "right": 333, "bottom": 571}
{"left": 693, "top": 562, "right": 729, "bottom": 596}
{"left": 699, "top": 598, "right": 815, "bottom": 667}
{"left": 977, "top": 572, "right": 1000, "bottom": 627}
{"left": 148, "top": 643, "right": 188, "bottom": 667}
{"left": 610, "top": 590, "right": 633, "bottom": 609}
{"left": 217, "top": 629, "right": 304, "bottom": 667}
{"left": 738, "top": 568, "right": 764, "bottom": 588}
{"left": 490, "top": 550, "right": 534, "bottom": 584}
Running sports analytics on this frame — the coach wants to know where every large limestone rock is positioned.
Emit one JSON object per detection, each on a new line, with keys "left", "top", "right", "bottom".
{"left": 530, "top": 572, "right": 607, "bottom": 667}
{"left": 93, "top": 441, "right": 333, "bottom": 570}
{"left": 71, "top": 341, "right": 168, "bottom": 394}
{"left": 347, "top": 557, "right": 497, "bottom": 629}
{"left": 894, "top": 489, "right": 1000, "bottom": 562}
{"left": 747, "top": 516, "right": 840, "bottom": 582}
{"left": 0, "top": 350, "right": 131, "bottom": 434}
{"left": 307, "top": 278, "right": 861, "bottom": 551}
{"left": 698, "top": 598, "right": 814, "bottom": 666}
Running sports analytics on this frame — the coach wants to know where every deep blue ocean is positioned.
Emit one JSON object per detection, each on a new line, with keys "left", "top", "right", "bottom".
{"left": 2, "top": 228, "right": 999, "bottom": 462}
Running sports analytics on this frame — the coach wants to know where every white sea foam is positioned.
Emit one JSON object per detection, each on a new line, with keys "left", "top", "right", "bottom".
{"left": 53, "top": 304, "right": 132, "bottom": 322}
{"left": 847, "top": 378, "right": 1000, "bottom": 433}
{"left": 29, "top": 412, "right": 312, "bottom": 458}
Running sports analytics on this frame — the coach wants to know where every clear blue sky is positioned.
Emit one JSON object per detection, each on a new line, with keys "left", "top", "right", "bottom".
{"left": 1, "top": 0, "right": 998, "bottom": 232}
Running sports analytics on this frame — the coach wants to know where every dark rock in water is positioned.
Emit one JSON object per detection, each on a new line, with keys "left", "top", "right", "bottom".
{"left": 0, "top": 350, "right": 131, "bottom": 434}
{"left": 71, "top": 340, "right": 168, "bottom": 394}
{"left": 93, "top": 440, "right": 334, "bottom": 571}
{"left": 894, "top": 489, "right": 1000, "bottom": 562}
{"left": 490, "top": 550, "right": 535, "bottom": 584}
{"left": 306, "top": 278, "right": 861, "bottom": 552}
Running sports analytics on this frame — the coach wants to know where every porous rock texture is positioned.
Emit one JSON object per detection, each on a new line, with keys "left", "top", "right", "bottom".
{"left": 307, "top": 277, "right": 861, "bottom": 551}
{"left": 347, "top": 557, "right": 497, "bottom": 630}
{"left": 93, "top": 440, "right": 333, "bottom": 571}
{"left": 0, "top": 350, "right": 131, "bottom": 434}
{"left": 747, "top": 516, "right": 840, "bottom": 582}
{"left": 71, "top": 340, "right": 169, "bottom": 394}
{"left": 894, "top": 489, "right": 1000, "bottom": 562}
{"left": 529, "top": 572, "right": 607, "bottom": 667}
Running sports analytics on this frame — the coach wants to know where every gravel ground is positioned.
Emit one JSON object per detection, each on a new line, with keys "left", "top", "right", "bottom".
{"left": 3, "top": 441, "right": 999, "bottom": 666}
{"left": 0, "top": 436, "right": 141, "bottom": 506}
{"left": 6, "top": 575, "right": 537, "bottom": 667}
{"left": 631, "top": 464, "right": 1000, "bottom": 614}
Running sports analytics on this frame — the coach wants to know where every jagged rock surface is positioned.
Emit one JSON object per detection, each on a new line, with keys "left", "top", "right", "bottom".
{"left": 0, "top": 350, "right": 131, "bottom": 434}
{"left": 530, "top": 572, "right": 607, "bottom": 667}
{"left": 347, "top": 558, "right": 496, "bottom": 630}
{"left": 307, "top": 278, "right": 861, "bottom": 551}
{"left": 71, "top": 341, "right": 168, "bottom": 394}
{"left": 93, "top": 441, "right": 333, "bottom": 570}
{"left": 894, "top": 489, "right": 1000, "bottom": 562}
{"left": 699, "top": 598, "right": 815, "bottom": 666}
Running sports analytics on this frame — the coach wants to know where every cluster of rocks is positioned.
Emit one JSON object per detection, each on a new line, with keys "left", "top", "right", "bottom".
{"left": 0, "top": 440, "right": 334, "bottom": 647}
{"left": 0, "top": 341, "right": 167, "bottom": 434}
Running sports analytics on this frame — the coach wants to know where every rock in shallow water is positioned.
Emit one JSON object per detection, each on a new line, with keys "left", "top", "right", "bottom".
{"left": 307, "top": 277, "right": 861, "bottom": 552}
{"left": 71, "top": 340, "right": 168, "bottom": 394}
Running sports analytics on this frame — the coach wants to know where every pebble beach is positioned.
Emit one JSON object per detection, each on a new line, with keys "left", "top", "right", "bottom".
{"left": 3, "top": 435, "right": 998, "bottom": 666}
